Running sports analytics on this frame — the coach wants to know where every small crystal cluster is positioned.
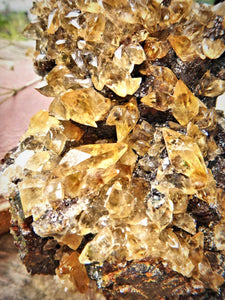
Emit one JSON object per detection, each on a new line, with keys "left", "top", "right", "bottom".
{"left": 1, "top": 0, "right": 225, "bottom": 297}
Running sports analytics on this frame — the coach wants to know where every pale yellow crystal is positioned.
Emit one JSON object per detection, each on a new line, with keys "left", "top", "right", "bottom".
{"left": 161, "top": 229, "right": 195, "bottom": 277}
{"left": 147, "top": 197, "right": 173, "bottom": 230}
{"left": 54, "top": 143, "right": 128, "bottom": 177}
{"left": 79, "top": 227, "right": 114, "bottom": 264}
{"left": 124, "top": 43, "right": 146, "bottom": 65}
{"left": 24, "top": 151, "right": 50, "bottom": 172}
{"left": 22, "top": 110, "right": 59, "bottom": 140}
{"left": 106, "top": 76, "right": 142, "bottom": 98}
{"left": 63, "top": 171, "right": 85, "bottom": 198}
{"left": 43, "top": 178, "right": 64, "bottom": 209}
{"left": 157, "top": 163, "right": 197, "bottom": 195}
{"left": 173, "top": 213, "right": 196, "bottom": 235}
{"left": 18, "top": 178, "right": 46, "bottom": 218}
{"left": 105, "top": 181, "right": 134, "bottom": 218}
{"left": 79, "top": 13, "right": 106, "bottom": 42}
{"left": 162, "top": 128, "right": 208, "bottom": 190}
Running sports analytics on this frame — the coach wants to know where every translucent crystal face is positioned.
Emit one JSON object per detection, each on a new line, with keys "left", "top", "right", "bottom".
{"left": 1, "top": 0, "right": 225, "bottom": 295}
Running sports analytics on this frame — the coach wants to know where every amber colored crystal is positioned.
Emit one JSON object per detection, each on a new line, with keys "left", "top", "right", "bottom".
{"left": 197, "top": 256, "right": 224, "bottom": 291}
{"left": 168, "top": 35, "right": 199, "bottom": 61}
{"left": 141, "top": 66, "right": 178, "bottom": 111}
{"left": 187, "top": 122, "right": 208, "bottom": 156}
{"left": 125, "top": 120, "right": 154, "bottom": 156}
{"left": 188, "top": 232, "right": 204, "bottom": 265}
{"left": 144, "top": 37, "right": 170, "bottom": 60}
{"left": 61, "top": 121, "right": 84, "bottom": 141}
{"left": 60, "top": 88, "right": 111, "bottom": 127}
{"left": 47, "top": 8, "right": 59, "bottom": 34}
{"left": 105, "top": 180, "right": 134, "bottom": 219}
{"left": 172, "top": 80, "right": 199, "bottom": 126}
{"left": 56, "top": 251, "right": 89, "bottom": 293}
{"left": 160, "top": 229, "right": 195, "bottom": 277}
{"left": 168, "top": 190, "right": 188, "bottom": 214}
{"left": 198, "top": 70, "right": 225, "bottom": 97}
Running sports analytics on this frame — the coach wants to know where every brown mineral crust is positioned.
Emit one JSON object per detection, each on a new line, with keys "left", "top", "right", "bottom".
{"left": 187, "top": 197, "right": 220, "bottom": 227}
{"left": 0, "top": 196, "right": 10, "bottom": 235}
{"left": 10, "top": 216, "right": 59, "bottom": 275}
{"left": 100, "top": 258, "right": 205, "bottom": 300}
{"left": 10, "top": 193, "right": 59, "bottom": 275}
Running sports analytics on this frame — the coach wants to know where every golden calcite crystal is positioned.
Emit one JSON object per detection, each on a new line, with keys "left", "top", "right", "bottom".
{"left": 141, "top": 65, "right": 178, "bottom": 111}
{"left": 56, "top": 251, "right": 89, "bottom": 293}
{"left": 1, "top": 0, "right": 225, "bottom": 299}
{"left": 162, "top": 128, "right": 208, "bottom": 190}
{"left": 168, "top": 35, "right": 200, "bottom": 61}
{"left": 106, "top": 98, "right": 139, "bottom": 141}
{"left": 172, "top": 80, "right": 199, "bottom": 126}
{"left": 60, "top": 88, "right": 111, "bottom": 127}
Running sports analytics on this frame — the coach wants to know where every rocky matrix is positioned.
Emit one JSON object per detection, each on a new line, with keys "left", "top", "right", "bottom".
{"left": 0, "top": 0, "right": 225, "bottom": 299}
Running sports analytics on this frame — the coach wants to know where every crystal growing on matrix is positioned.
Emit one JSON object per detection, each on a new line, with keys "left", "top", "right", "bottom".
{"left": 0, "top": 0, "right": 225, "bottom": 299}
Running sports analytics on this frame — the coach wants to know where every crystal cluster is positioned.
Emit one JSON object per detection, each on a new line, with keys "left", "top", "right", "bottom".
{"left": 1, "top": 0, "right": 225, "bottom": 298}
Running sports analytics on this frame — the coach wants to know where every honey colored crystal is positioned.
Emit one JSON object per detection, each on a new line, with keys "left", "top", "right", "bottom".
{"left": 172, "top": 80, "right": 199, "bottom": 126}
{"left": 106, "top": 98, "right": 139, "bottom": 142}
{"left": 56, "top": 251, "right": 89, "bottom": 293}
{"left": 60, "top": 88, "right": 111, "bottom": 127}
{"left": 144, "top": 37, "right": 170, "bottom": 60}
{"left": 168, "top": 35, "right": 199, "bottom": 61}
{"left": 198, "top": 70, "right": 225, "bottom": 97}
{"left": 141, "top": 66, "right": 178, "bottom": 111}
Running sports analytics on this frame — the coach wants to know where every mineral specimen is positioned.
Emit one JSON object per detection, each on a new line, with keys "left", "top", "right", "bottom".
{"left": 0, "top": 0, "right": 225, "bottom": 299}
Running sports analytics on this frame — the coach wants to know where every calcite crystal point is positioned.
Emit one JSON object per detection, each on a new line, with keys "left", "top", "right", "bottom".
{"left": 1, "top": 0, "right": 225, "bottom": 299}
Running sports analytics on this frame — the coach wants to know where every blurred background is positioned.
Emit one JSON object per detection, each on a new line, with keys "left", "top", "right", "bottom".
{"left": 0, "top": 0, "right": 52, "bottom": 161}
